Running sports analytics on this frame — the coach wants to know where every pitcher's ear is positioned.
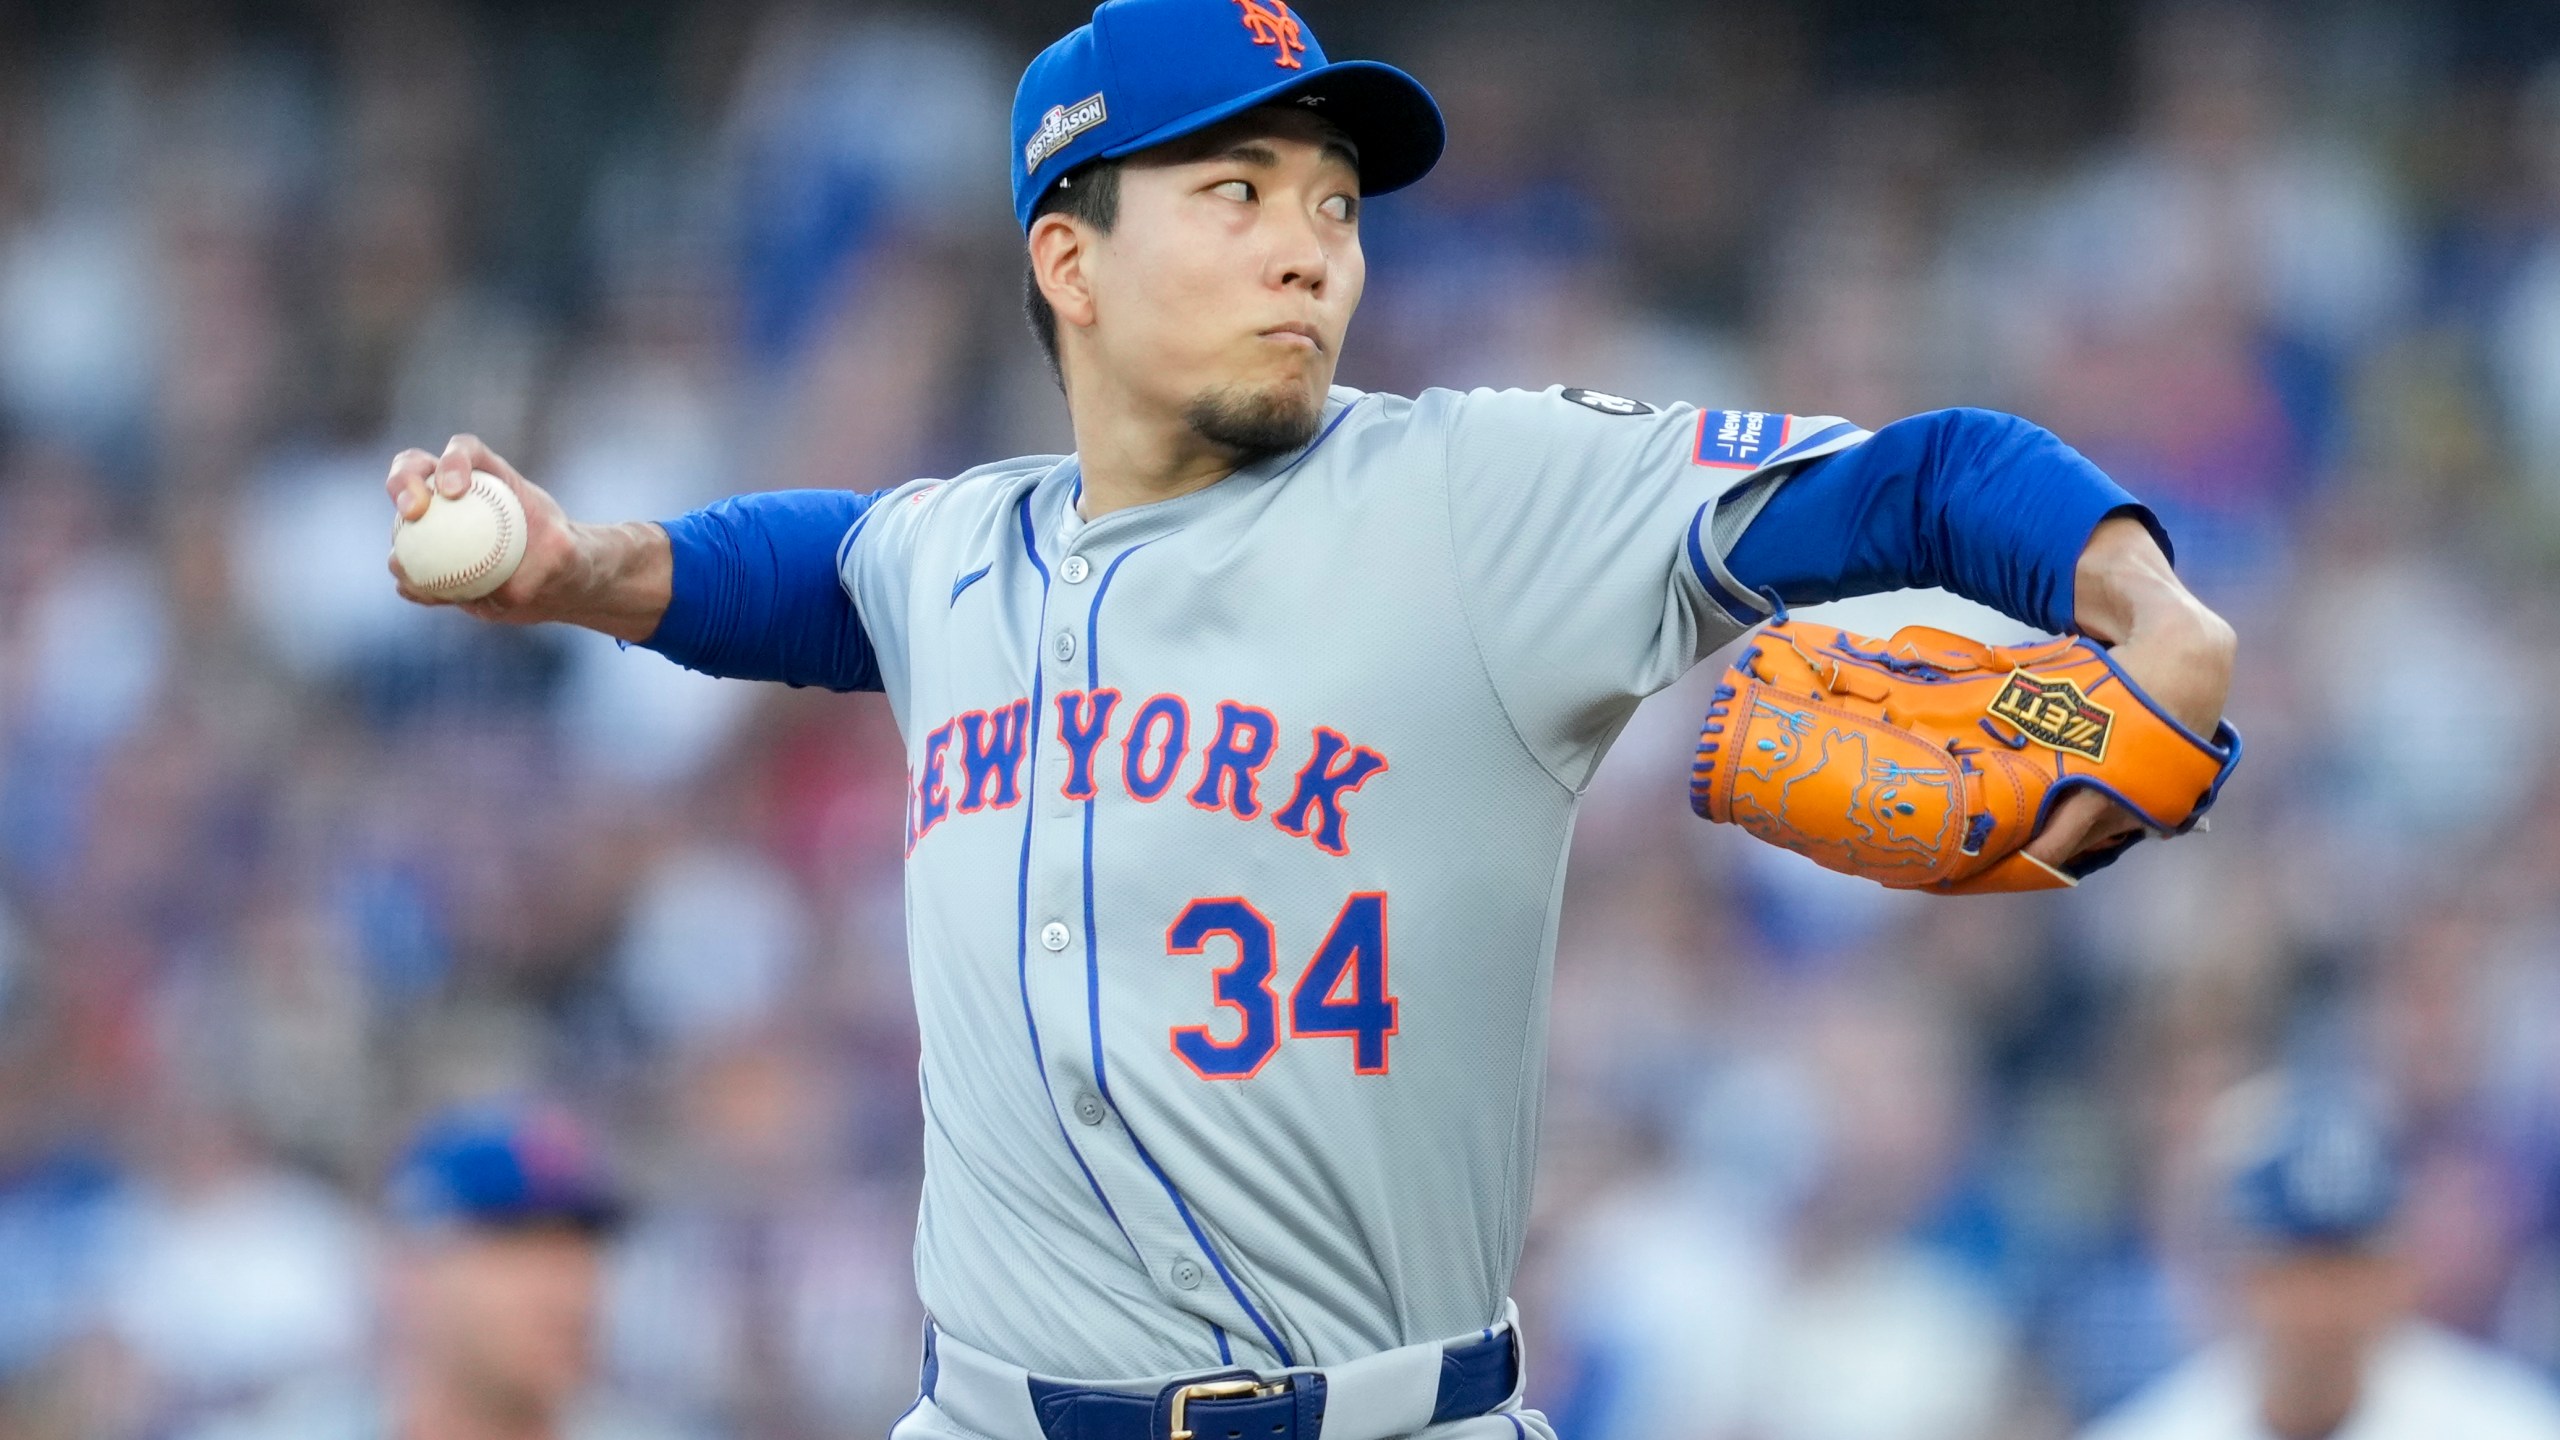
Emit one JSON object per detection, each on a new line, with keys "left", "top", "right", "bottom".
{"left": 1028, "top": 212, "right": 1100, "bottom": 331}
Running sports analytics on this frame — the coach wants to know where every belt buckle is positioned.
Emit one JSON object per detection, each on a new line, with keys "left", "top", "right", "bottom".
{"left": 1167, "top": 1378, "right": 1284, "bottom": 1440}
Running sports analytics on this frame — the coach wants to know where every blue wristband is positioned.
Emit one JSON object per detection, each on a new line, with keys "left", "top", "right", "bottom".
{"left": 642, "top": 489, "right": 885, "bottom": 693}
{"left": 1725, "top": 407, "right": 2166, "bottom": 634}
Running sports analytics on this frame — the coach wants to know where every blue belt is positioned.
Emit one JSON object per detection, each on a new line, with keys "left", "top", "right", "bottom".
{"left": 922, "top": 1327, "right": 1519, "bottom": 1440}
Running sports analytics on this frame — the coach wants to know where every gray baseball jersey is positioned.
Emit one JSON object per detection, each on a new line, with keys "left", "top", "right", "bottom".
{"left": 839, "top": 384, "right": 1866, "bottom": 1379}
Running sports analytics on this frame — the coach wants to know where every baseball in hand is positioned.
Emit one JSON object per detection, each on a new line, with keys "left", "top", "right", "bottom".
{"left": 393, "top": 470, "right": 527, "bottom": 601}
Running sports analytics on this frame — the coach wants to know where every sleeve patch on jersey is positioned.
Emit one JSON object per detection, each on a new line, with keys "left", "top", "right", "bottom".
{"left": 1692, "top": 410, "right": 1793, "bottom": 470}
{"left": 1560, "top": 387, "right": 1657, "bottom": 417}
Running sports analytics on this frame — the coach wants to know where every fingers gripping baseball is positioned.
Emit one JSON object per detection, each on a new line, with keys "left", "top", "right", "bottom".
{"left": 384, "top": 435, "right": 579, "bottom": 623}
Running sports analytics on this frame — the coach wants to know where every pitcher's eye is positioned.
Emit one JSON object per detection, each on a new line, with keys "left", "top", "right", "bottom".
{"left": 1213, "top": 180, "right": 1255, "bottom": 203}
{"left": 1320, "top": 193, "right": 1357, "bottom": 222}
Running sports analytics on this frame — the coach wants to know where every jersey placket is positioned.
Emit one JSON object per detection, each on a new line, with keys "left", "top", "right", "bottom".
{"left": 1013, "top": 476, "right": 1296, "bottom": 1369}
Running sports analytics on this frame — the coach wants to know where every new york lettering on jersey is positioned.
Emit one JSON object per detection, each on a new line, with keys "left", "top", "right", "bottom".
{"left": 838, "top": 386, "right": 1866, "bottom": 1377}
{"left": 905, "top": 693, "right": 1385, "bottom": 857}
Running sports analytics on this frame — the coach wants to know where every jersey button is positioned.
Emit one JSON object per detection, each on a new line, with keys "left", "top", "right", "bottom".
{"left": 1040, "top": 922, "right": 1072, "bottom": 952}
{"left": 1169, "top": 1259, "right": 1204, "bottom": 1291}
{"left": 1060, "top": 555, "right": 1091, "bottom": 584}
{"left": 1052, "top": 631, "right": 1078, "bottom": 662}
{"left": 1072, "top": 1093, "right": 1107, "bottom": 1126}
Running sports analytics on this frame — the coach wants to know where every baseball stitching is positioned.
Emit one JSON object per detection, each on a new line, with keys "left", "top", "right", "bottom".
{"left": 431, "top": 473, "right": 518, "bottom": 591}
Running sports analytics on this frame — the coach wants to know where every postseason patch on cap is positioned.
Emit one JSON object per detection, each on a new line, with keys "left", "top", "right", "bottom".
{"left": 1692, "top": 410, "right": 1793, "bottom": 470}
{"left": 1026, "top": 93, "right": 1108, "bottom": 175}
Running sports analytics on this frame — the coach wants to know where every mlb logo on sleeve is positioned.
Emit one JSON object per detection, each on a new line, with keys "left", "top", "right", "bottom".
{"left": 1692, "top": 410, "right": 1792, "bottom": 470}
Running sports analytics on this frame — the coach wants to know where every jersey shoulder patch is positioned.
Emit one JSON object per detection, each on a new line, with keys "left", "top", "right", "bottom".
{"left": 1689, "top": 410, "right": 1793, "bottom": 469}
{"left": 1559, "top": 387, "right": 1657, "bottom": 417}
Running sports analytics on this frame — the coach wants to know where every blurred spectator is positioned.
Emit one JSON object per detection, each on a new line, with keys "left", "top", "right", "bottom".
{"left": 1969, "top": 2, "right": 2413, "bottom": 597}
{"left": 1551, "top": 983, "right": 2013, "bottom": 1440}
{"left": 2078, "top": 1076, "right": 2560, "bottom": 1440}
{"left": 612, "top": 836, "right": 810, "bottom": 1047}
{"left": 178, "top": 1100, "right": 695, "bottom": 1440}
{"left": 724, "top": 11, "right": 1012, "bottom": 491}
{"left": 102, "top": 1107, "right": 371, "bottom": 1417}
{"left": 2489, "top": 58, "right": 2560, "bottom": 522}
{"left": 607, "top": 1033, "right": 920, "bottom": 1436}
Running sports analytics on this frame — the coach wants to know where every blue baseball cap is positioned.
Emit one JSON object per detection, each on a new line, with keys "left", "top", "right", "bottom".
{"left": 387, "top": 1101, "right": 626, "bottom": 1234}
{"left": 2227, "top": 1088, "right": 2401, "bottom": 1249}
{"left": 1011, "top": 0, "right": 1445, "bottom": 231}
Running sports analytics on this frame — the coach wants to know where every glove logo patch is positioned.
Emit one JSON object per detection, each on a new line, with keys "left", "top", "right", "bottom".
{"left": 1986, "top": 670, "right": 2113, "bottom": 761}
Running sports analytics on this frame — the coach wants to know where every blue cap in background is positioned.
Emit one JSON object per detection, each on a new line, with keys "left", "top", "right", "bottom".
{"left": 1010, "top": 0, "right": 1444, "bottom": 230}
{"left": 2227, "top": 1084, "right": 2401, "bottom": 1249}
{"left": 387, "top": 1100, "right": 626, "bottom": 1235}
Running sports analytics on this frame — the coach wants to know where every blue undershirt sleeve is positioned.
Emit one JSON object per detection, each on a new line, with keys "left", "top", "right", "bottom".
{"left": 637, "top": 488, "right": 885, "bottom": 693}
{"left": 1720, "top": 407, "right": 2168, "bottom": 636}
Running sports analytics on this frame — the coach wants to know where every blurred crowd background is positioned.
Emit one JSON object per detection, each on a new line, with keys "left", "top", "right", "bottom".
{"left": 4, "top": 0, "right": 2560, "bottom": 1436}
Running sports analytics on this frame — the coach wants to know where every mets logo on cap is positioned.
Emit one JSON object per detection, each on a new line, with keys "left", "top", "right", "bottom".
{"left": 1236, "top": 0, "right": 1307, "bottom": 69}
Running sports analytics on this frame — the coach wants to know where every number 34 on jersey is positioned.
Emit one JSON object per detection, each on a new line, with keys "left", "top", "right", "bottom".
{"left": 1166, "top": 892, "right": 1397, "bottom": 1080}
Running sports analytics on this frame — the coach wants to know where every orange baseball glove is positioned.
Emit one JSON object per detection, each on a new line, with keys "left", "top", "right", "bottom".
{"left": 1689, "top": 619, "right": 2241, "bottom": 894}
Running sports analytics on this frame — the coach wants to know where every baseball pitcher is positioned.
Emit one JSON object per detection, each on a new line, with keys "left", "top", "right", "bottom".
{"left": 384, "top": 2, "right": 2240, "bottom": 1437}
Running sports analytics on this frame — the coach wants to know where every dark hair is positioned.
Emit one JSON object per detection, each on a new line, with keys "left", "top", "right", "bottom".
{"left": 1023, "top": 159, "right": 1123, "bottom": 385}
